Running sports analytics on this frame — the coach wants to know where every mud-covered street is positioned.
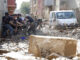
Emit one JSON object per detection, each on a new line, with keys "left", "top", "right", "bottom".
{"left": 0, "top": 23, "right": 80, "bottom": 60}
{"left": 1, "top": 0, "right": 80, "bottom": 60}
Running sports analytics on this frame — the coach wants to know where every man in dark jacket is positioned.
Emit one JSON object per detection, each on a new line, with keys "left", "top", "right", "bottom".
{"left": 2, "top": 12, "right": 14, "bottom": 37}
{"left": 26, "top": 16, "right": 34, "bottom": 23}
{"left": 26, "top": 14, "right": 35, "bottom": 35}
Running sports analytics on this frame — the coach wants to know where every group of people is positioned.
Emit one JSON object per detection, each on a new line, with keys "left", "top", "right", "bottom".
{"left": 2, "top": 12, "right": 34, "bottom": 38}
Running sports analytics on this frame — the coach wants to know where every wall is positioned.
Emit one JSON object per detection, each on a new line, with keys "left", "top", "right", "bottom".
{"left": 0, "top": 0, "right": 8, "bottom": 35}
{"left": 30, "top": 0, "right": 38, "bottom": 18}
{"left": 67, "top": 0, "right": 77, "bottom": 9}
{"left": 60, "top": 0, "right": 68, "bottom": 10}
{"left": 67, "top": 0, "right": 80, "bottom": 24}
{"left": 7, "top": 0, "right": 16, "bottom": 15}
{"left": 40, "top": 0, "right": 54, "bottom": 20}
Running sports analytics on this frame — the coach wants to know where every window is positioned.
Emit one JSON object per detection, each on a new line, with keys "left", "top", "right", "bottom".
{"left": 56, "top": 12, "right": 75, "bottom": 19}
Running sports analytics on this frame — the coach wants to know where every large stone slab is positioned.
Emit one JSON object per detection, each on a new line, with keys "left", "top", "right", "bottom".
{"left": 28, "top": 35, "right": 77, "bottom": 58}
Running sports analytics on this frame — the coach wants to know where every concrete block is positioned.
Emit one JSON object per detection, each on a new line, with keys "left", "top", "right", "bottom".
{"left": 28, "top": 35, "right": 77, "bottom": 58}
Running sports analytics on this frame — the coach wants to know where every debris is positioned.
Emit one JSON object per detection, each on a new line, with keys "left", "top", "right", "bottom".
{"left": 20, "top": 37, "right": 26, "bottom": 40}
{"left": 0, "top": 49, "right": 9, "bottom": 55}
{"left": 46, "top": 53, "right": 60, "bottom": 60}
{"left": 1, "top": 22, "right": 80, "bottom": 60}
{"left": 29, "top": 35, "right": 77, "bottom": 59}
{"left": 3, "top": 52, "right": 45, "bottom": 60}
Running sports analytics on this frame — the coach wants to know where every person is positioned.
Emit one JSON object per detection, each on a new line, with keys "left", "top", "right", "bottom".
{"left": 17, "top": 14, "right": 23, "bottom": 23}
{"left": 26, "top": 14, "right": 35, "bottom": 35}
{"left": 2, "top": 13, "right": 23, "bottom": 38}
{"left": 26, "top": 14, "right": 34, "bottom": 23}
{"left": 11, "top": 14, "right": 23, "bottom": 33}
{"left": 2, "top": 12, "right": 14, "bottom": 38}
{"left": 21, "top": 17, "right": 25, "bottom": 23}
{"left": 37, "top": 19, "right": 42, "bottom": 29}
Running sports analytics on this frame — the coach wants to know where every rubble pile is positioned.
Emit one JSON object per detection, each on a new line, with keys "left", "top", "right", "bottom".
{"left": 0, "top": 23, "right": 80, "bottom": 60}
{"left": 41, "top": 25, "right": 80, "bottom": 40}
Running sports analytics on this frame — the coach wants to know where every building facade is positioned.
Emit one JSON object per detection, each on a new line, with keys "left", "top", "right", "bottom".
{"left": 0, "top": 0, "right": 8, "bottom": 34}
{"left": 7, "top": 0, "right": 16, "bottom": 15}
{"left": 30, "top": 0, "right": 56, "bottom": 19}
{"left": 30, "top": 0, "right": 80, "bottom": 20}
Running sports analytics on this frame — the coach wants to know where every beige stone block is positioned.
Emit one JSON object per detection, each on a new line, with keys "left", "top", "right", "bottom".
{"left": 28, "top": 35, "right": 77, "bottom": 58}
